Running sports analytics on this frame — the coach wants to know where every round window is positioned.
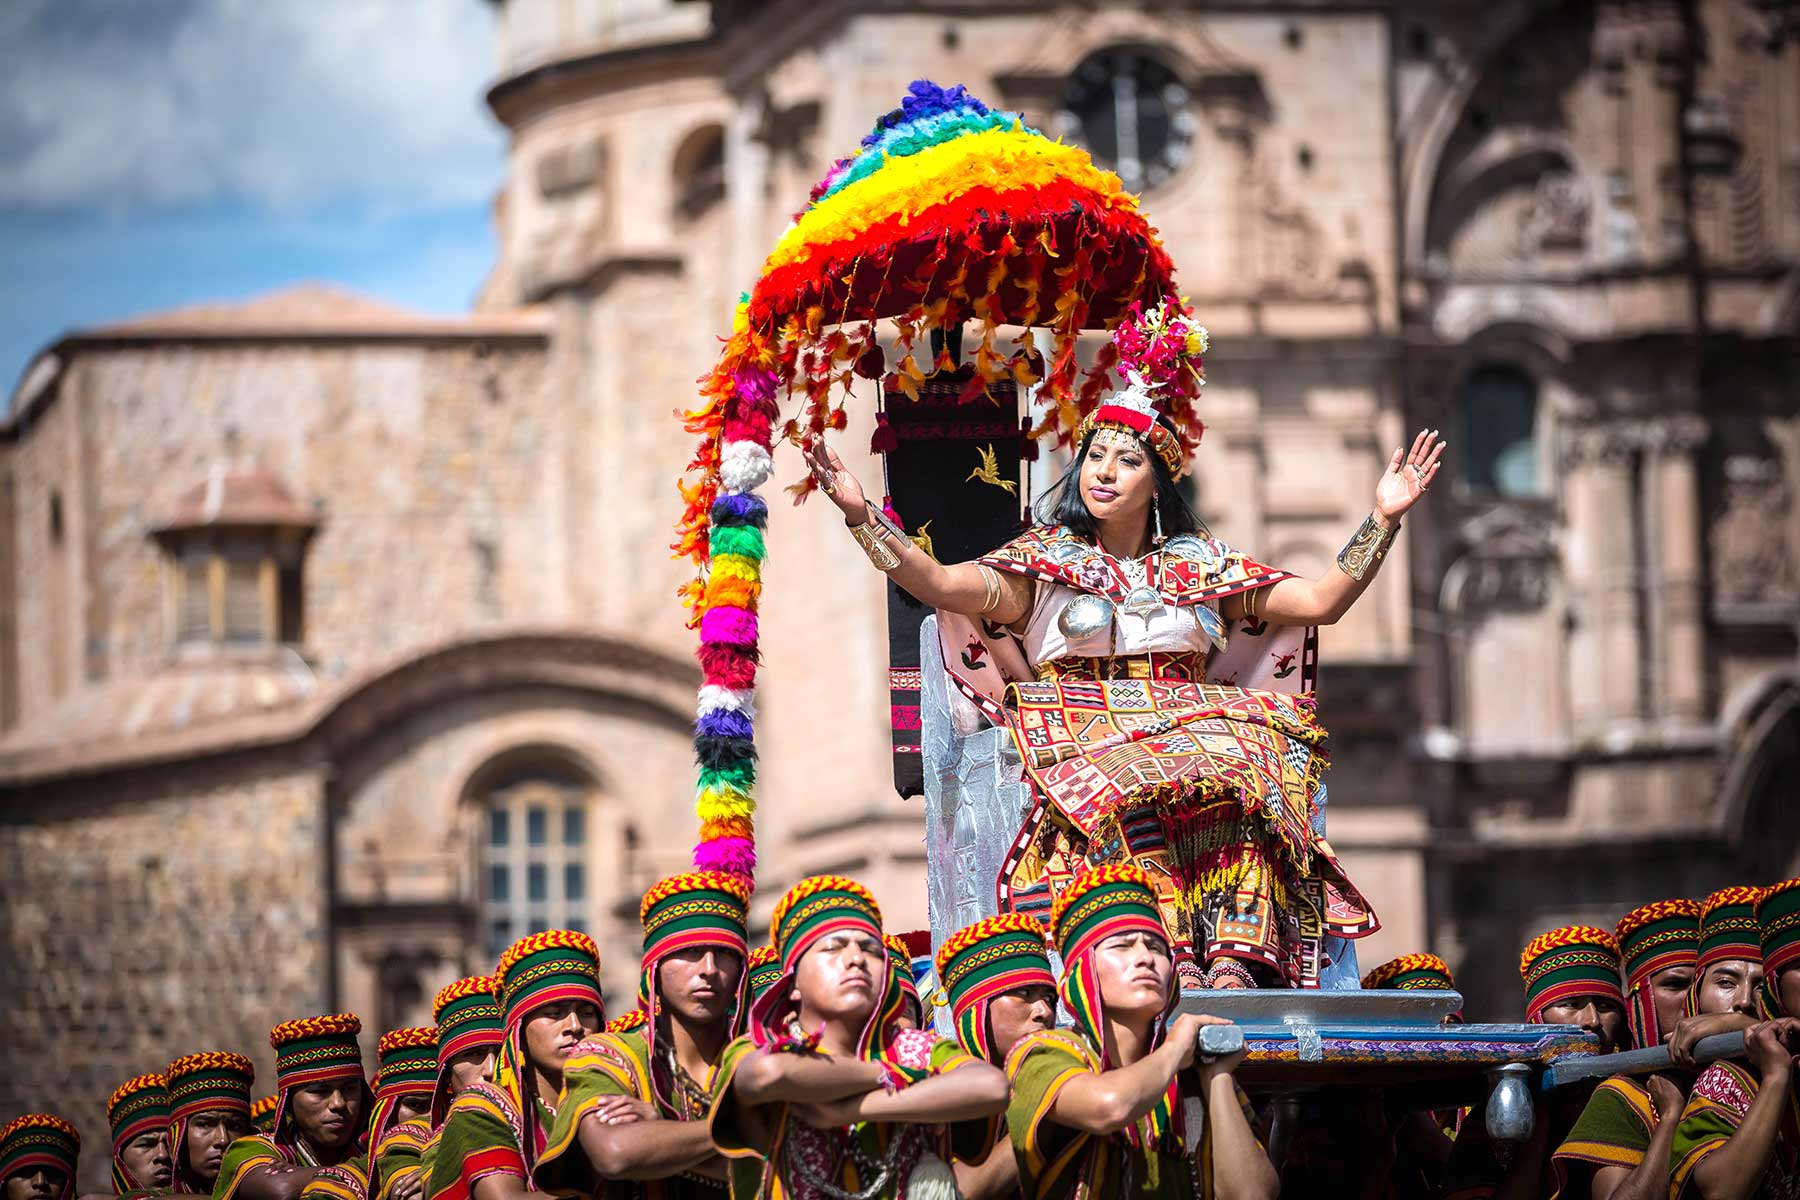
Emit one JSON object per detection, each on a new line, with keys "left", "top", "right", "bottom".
{"left": 1055, "top": 50, "right": 1196, "bottom": 193}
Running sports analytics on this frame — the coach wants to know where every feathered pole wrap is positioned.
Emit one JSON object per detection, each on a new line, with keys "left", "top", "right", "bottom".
{"left": 673, "top": 80, "right": 1202, "bottom": 884}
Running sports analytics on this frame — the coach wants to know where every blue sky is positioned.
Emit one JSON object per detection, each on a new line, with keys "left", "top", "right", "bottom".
{"left": 0, "top": 0, "right": 505, "bottom": 406}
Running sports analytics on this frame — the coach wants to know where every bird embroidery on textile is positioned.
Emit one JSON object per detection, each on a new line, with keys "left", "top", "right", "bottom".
{"left": 910, "top": 520, "right": 938, "bottom": 560}
{"left": 966, "top": 444, "right": 1018, "bottom": 495}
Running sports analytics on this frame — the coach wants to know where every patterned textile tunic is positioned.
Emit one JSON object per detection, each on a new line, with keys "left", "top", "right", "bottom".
{"left": 1670, "top": 1060, "right": 1800, "bottom": 1200}
{"left": 940, "top": 525, "right": 1377, "bottom": 987}
{"left": 370, "top": 1122, "right": 431, "bottom": 1200}
{"left": 424, "top": 1082, "right": 548, "bottom": 1200}
{"left": 707, "top": 1028, "right": 989, "bottom": 1200}
{"left": 1550, "top": 1076, "right": 1670, "bottom": 1199}
{"left": 538, "top": 1030, "right": 721, "bottom": 1199}
{"left": 214, "top": 1136, "right": 305, "bottom": 1200}
{"left": 1004, "top": 1028, "right": 1254, "bottom": 1199}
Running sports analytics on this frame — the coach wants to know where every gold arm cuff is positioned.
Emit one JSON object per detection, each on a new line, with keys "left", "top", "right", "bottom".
{"left": 850, "top": 517, "right": 903, "bottom": 571}
{"left": 1336, "top": 512, "right": 1398, "bottom": 582}
{"left": 977, "top": 564, "right": 1002, "bottom": 615}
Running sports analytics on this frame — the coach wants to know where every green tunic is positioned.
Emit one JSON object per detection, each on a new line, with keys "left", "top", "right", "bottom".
{"left": 214, "top": 1136, "right": 297, "bottom": 1200}
{"left": 706, "top": 1029, "right": 990, "bottom": 1200}
{"left": 424, "top": 1083, "right": 542, "bottom": 1200}
{"left": 1550, "top": 1075, "right": 1666, "bottom": 1200}
{"left": 537, "top": 1031, "right": 721, "bottom": 1199}
{"left": 370, "top": 1121, "right": 430, "bottom": 1200}
{"left": 1670, "top": 1060, "right": 1800, "bottom": 1200}
{"left": 298, "top": 1161, "right": 368, "bottom": 1200}
{"left": 1003, "top": 1029, "right": 1255, "bottom": 1200}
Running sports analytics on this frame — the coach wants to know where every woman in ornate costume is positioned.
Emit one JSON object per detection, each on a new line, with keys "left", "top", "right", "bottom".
{"left": 804, "top": 303, "right": 1444, "bottom": 988}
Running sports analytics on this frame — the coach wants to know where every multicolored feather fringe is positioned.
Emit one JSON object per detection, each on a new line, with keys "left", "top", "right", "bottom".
{"left": 675, "top": 80, "right": 1199, "bottom": 882}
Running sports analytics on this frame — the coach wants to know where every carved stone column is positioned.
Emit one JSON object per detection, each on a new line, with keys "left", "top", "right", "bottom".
{"left": 1646, "top": 415, "right": 1710, "bottom": 723}
{"left": 1563, "top": 424, "right": 1642, "bottom": 734}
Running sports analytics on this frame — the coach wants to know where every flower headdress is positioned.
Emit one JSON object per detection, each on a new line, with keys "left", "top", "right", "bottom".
{"left": 1076, "top": 299, "right": 1208, "bottom": 478}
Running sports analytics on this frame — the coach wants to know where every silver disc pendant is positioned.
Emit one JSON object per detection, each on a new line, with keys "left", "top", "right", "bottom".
{"left": 1057, "top": 593, "right": 1115, "bottom": 640}
{"left": 1123, "top": 586, "right": 1164, "bottom": 618}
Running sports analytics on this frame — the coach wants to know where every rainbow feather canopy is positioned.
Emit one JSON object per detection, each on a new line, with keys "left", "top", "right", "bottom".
{"left": 678, "top": 80, "right": 1197, "bottom": 882}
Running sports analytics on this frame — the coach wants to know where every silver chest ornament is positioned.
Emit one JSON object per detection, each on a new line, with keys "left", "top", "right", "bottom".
{"left": 1057, "top": 592, "right": 1115, "bottom": 639}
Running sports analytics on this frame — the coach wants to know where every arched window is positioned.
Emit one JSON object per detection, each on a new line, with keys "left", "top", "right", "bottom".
{"left": 1054, "top": 50, "right": 1196, "bottom": 194}
{"left": 1458, "top": 364, "right": 1540, "bottom": 497}
{"left": 478, "top": 762, "right": 594, "bottom": 960}
{"left": 674, "top": 124, "right": 726, "bottom": 222}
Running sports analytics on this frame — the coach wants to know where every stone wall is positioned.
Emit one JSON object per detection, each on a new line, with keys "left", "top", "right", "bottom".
{"left": 0, "top": 762, "right": 326, "bottom": 1192}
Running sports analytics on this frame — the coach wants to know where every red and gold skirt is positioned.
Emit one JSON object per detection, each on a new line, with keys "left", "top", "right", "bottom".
{"left": 996, "top": 657, "right": 1377, "bottom": 988}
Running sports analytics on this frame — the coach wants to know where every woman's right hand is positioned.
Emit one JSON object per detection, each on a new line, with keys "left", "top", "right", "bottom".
{"left": 804, "top": 435, "right": 870, "bottom": 525}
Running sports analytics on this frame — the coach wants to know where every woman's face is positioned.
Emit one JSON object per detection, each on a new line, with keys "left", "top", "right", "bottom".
{"left": 792, "top": 930, "right": 882, "bottom": 1028}
{"left": 1094, "top": 929, "right": 1174, "bottom": 1021}
{"left": 522, "top": 1000, "right": 602, "bottom": 1074}
{"left": 1079, "top": 432, "right": 1157, "bottom": 530}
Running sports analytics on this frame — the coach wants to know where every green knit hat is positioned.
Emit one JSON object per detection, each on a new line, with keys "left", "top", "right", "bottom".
{"left": 430, "top": 975, "right": 503, "bottom": 1124}
{"left": 1519, "top": 926, "right": 1623, "bottom": 1024}
{"left": 107, "top": 1075, "right": 171, "bottom": 1193}
{"left": 1757, "top": 878, "right": 1800, "bottom": 1016}
{"left": 745, "top": 945, "right": 782, "bottom": 1003}
{"left": 934, "top": 914, "right": 1056, "bottom": 1062}
{"left": 639, "top": 870, "right": 751, "bottom": 1005}
{"left": 0, "top": 1114, "right": 80, "bottom": 1200}
{"left": 1615, "top": 898, "right": 1701, "bottom": 1048}
{"left": 496, "top": 930, "right": 604, "bottom": 1027}
{"left": 166, "top": 1052, "right": 254, "bottom": 1193}
{"left": 749, "top": 876, "right": 885, "bottom": 1053}
{"left": 1697, "top": 887, "right": 1764, "bottom": 970}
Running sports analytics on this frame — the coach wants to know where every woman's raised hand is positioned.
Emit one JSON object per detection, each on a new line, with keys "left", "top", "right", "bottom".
{"left": 1374, "top": 428, "right": 1446, "bottom": 525}
{"left": 803, "top": 435, "right": 870, "bottom": 524}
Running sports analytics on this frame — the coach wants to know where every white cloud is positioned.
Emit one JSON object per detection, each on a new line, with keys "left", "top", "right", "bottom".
{"left": 0, "top": 0, "right": 505, "bottom": 213}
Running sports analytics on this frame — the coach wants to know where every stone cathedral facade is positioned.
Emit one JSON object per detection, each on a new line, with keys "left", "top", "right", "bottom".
{"left": 2, "top": 0, "right": 1796, "bottom": 1180}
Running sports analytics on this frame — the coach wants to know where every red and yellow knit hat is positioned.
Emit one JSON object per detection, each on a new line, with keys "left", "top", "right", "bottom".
{"left": 1051, "top": 864, "right": 1168, "bottom": 967}
{"left": 249, "top": 1095, "right": 278, "bottom": 1133}
{"left": 0, "top": 1114, "right": 80, "bottom": 1200}
{"left": 749, "top": 876, "right": 885, "bottom": 1052}
{"left": 605, "top": 1009, "right": 648, "bottom": 1034}
{"left": 1050, "top": 864, "right": 1180, "bottom": 1148}
{"left": 494, "top": 929, "right": 604, "bottom": 1159}
{"left": 496, "top": 930, "right": 604, "bottom": 1030}
{"left": 934, "top": 914, "right": 1056, "bottom": 1063}
{"left": 637, "top": 872, "right": 751, "bottom": 1110}
{"left": 1756, "top": 878, "right": 1800, "bottom": 1017}
{"left": 368, "top": 1027, "right": 436, "bottom": 1146}
{"left": 166, "top": 1051, "right": 254, "bottom": 1192}
{"left": 430, "top": 975, "right": 503, "bottom": 1124}
{"left": 744, "top": 945, "right": 782, "bottom": 1005}
{"left": 884, "top": 933, "right": 924, "bottom": 1023}
{"left": 1362, "top": 952, "right": 1455, "bottom": 992}
{"left": 269, "top": 1013, "right": 367, "bottom": 1146}
{"left": 1615, "top": 898, "right": 1701, "bottom": 1048}
{"left": 1519, "top": 926, "right": 1624, "bottom": 1025}
{"left": 107, "top": 1074, "right": 172, "bottom": 1192}
{"left": 1697, "top": 887, "right": 1764, "bottom": 970}
{"left": 1362, "top": 952, "right": 1460, "bottom": 1019}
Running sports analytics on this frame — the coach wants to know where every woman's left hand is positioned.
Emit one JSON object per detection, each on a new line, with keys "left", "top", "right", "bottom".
{"left": 1374, "top": 428, "right": 1445, "bottom": 525}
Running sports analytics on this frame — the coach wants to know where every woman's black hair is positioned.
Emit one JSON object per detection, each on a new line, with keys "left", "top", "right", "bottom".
{"left": 1033, "top": 413, "right": 1204, "bottom": 541}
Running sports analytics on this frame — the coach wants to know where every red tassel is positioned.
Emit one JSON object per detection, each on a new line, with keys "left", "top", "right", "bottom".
{"left": 882, "top": 497, "right": 905, "bottom": 529}
{"left": 870, "top": 412, "right": 900, "bottom": 455}
{"left": 854, "top": 341, "right": 886, "bottom": 380}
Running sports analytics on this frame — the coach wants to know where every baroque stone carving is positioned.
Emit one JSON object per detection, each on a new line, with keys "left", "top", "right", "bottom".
{"left": 1711, "top": 454, "right": 1797, "bottom": 611}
